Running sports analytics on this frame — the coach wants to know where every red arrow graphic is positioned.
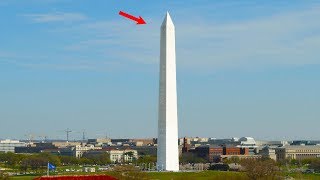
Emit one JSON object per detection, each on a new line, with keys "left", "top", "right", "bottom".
{"left": 119, "top": 11, "right": 146, "bottom": 25}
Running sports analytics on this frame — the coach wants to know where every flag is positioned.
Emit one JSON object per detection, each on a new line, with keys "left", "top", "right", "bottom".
{"left": 48, "top": 162, "right": 56, "bottom": 170}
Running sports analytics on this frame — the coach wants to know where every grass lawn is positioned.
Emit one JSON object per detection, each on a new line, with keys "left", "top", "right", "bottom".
{"left": 10, "top": 175, "right": 37, "bottom": 180}
{"left": 147, "top": 171, "right": 248, "bottom": 180}
{"left": 10, "top": 171, "right": 247, "bottom": 180}
{"left": 9, "top": 171, "right": 320, "bottom": 180}
{"left": 285, "top": 172, "right": 320, "bottom": 180}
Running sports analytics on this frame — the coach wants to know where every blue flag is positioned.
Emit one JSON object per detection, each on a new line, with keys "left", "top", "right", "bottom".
{"left": 48, "top": 162, "right": 56, "bottom": 170}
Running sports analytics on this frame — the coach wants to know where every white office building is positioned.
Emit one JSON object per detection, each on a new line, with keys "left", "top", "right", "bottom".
{"left": 74, "top": 144, "right": 102, "bottom": 158}
{"left": 0, "top": 139, "right": 26, "bottom": 153}
{"left": 109, "top": 149, "right": 138, "bottom": 163}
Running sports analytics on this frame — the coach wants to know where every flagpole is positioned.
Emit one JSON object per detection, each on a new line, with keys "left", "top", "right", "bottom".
{"left": 47, "top": 162, "right": 49, "bottom": 176}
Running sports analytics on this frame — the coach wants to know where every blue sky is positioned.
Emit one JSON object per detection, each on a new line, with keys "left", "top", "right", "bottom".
{"left": 1, "top": 1, "right": 320, "bottom": 140}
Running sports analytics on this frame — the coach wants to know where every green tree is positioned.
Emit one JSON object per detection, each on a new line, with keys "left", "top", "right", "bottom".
{"left": 0, "top": 152, "right": 20, "bottom": 167}
{"left": 0, "top": 152, "right": 29, "bottom": 169}
{"left": 0, "top": 171, "right": 9, "bottom": 180}
{"left": 309, "top": 158, "right": 320, "bottom": 172}
{"left": 124, "top": 152, "right": 135, "bottom": 163}
{"left": 82, "top": 152, "right": 111, "bottom": 165}
{"left": 79, "top": 157, "right": 93, "bottom": 165}
{"left": 37, "top": 152, "right": 61, "bottom": 166}
{"left": 59, "top": 156, "right": 79, "bottom": 165}
{"left": 180, "top": 153, "right": 206, "bottom": 164}
{"left": 98, "top": 152, "right": 111, "bottom": 165}
{"left": 240, "top": 158, "right": 279, "bottom": 180}
{"left": 137, "top": 155, "right": 157, "bottom": 164}
{"left": 19, "top": 159, "right": 28, "bottom": 174}
{"left": 25, "top": 156, "right": 47, "bottom": 172}
{"left": 19, "top": 153, "right": 61, "bottom": 173}
{"left": 301, "top": 158, "right": 315, "bottom": 165}
{"left": 230, "top": 156, "right": 240, "bottom": 164}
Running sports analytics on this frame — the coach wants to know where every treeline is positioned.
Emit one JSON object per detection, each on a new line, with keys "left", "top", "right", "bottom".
{"left": 0, "top": 152, "right": 111, "bottom": 172}
{"left": 280, "top": 158, "right": 320, "bottom": 172}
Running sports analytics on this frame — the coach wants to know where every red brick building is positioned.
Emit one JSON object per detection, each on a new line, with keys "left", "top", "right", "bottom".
{"left": 223, "top": 146, "right": 249, "bottom": 155}
{"left": 194, "top": 145, "right": 248, "bottom": 162}
{"left": 182, "top": 137, "right": 191, "bottom": 153}
{"left": 194, "top": 146, "right": 223, "bottom": 162}
{"left": 209, "top": 146, "right": 224, "bottom": 162}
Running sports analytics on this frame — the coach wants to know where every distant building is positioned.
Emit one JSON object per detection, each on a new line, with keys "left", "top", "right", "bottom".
{"left": 259, "top": 146, "right": 277, "bottom": 161}
{"left": 52, "top": 141, "right": 81, "bottom": 148}
{"left": 130, "top": 146, "right": 157, "bottom": 156}
{"left": 87, "top": 146, "right": 157, "bottom": 157}
{"left": 182, "top": 137, "right": 191, "bottom": 153}
{"left": 0, "top": 140, "right": 26, "bottom": 153}
{"left": 109, "top": 149, "right": 138, "bottom": 163}
{"left": 237, "top": 137, "right": 258, "bottom": 155}
{"left": 111, "top": 139, "right": 130, "bottom": 144}
{"left": 256, "top": 140, "right": 288, "bottom": 147}
{"left": 223, "top": 146, "right": 248, "bottom": 156}
{"left": 74, "top": 144, "right": 102, "bottom": 158}
{"left": 275, "top": 145, "right": 320, "bottom": 161}
{"left": 208, "top": 138, "right": 237, "bottom": 146}
{"left": 194, "top": 145, "right": 248, "bottom": 162}
{"left": 34, "top": 142, "right": 57, "bottom": 149}
{"left": 15, "top": 142, "right": 57, "bottom": 154}
{"left": 106, "top": 138, "right": 156, "bottom": 147}
{"left": 194, "top": 145, "right": 223, "bottom": 162}
{"left": 130, "top": 139, "right": 155, "bottom": 146}
{"left": 87, "top": 138, "right": 111, "bottom": 145}
{"left": 41, "top": 147, "right": 73, "bottom": 156}
{"left": 291, "top": 140, "right": 320, "bottom": 146}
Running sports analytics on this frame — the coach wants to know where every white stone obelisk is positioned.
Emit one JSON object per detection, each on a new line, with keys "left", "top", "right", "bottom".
{"left": 157, "top": 12, "right": 179, "bottom": 171}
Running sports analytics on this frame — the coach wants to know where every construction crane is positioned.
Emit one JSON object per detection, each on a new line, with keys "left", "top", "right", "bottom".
{"left": 64, "top": 128, "right": 72, "bottom": 142}
{"left": 72, "top": 129, "right": 87, "bottom": 143}
{"left": 24, "top": 134, "right": 35, "bottom": 146}
{"left": 38, "top": 135, "right": 48, "bottom": 143}
{"left": 82, "top": 129, "right": 86, "bottom": 143}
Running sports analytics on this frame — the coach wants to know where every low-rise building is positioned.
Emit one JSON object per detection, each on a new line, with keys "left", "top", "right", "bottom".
{"left": 130, "top": 139, "right": 155, "bottom": 146}
{"left": 41, "top": 147, "right": 73, "bottom": 156}
{"left": 194, "top": 145, "right": 223, "bottom": 162}
{"left": 259, "top": 146, "right": 277, "bottom": 161}
{"left": 74, "top": 144, "right": 102, "bottom": 158}
{"left": 52, "top": 141, "right": 81, "bottom": 148}
{"left": 256, "top": 140, "right": 288, "bottom": 147}
{"left": 87, "top": 138, "right": 111, "bottom": 145}
{"left": 109, "top": 149, "right": 138, "bottom": 163}
{"left": 275, "top": 145, "right": 320, "bottom": 161}
{"left": 236, "top": 137, "right": 258, "bottom": 155}
{"left": 194, "top": 145, "right": 248, "bottom": 162}
{"left": 0, "top": 139, "right": 26, "bottom": 153}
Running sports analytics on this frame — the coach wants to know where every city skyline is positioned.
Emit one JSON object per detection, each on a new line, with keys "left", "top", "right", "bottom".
{"left": 1, "top": 1, "right": 320, "bottom": 140}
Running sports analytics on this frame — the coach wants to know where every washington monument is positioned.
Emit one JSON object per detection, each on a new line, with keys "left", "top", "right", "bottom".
{"left": 157, "top": 12, "right": 179, "bottom": 171}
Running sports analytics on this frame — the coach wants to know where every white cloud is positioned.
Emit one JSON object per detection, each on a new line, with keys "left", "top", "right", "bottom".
{"left": 0, "top": 51, "right": 12, "bottom": 58}
{"left": 8, "top": 4, "right": 320, "bottom": 72}
{"left": 174, "top": 5, "right": 320, "bottom": 70}
{"left": 60, "top": 5, "right": 320, "bottom": 71}
{"left": 0, "top": 51, "right": 25, "bottom": 59}
{"left": 24, "top": 12, "right": 88, "bottom": 23}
